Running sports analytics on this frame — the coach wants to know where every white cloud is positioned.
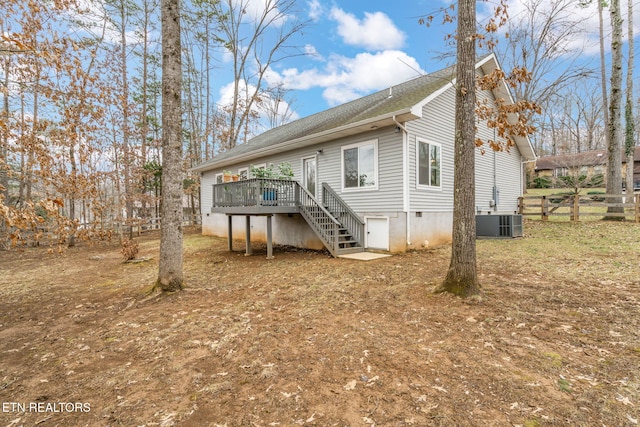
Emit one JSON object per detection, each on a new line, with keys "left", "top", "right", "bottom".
{"left": 329, "top": 7, "right": 406, "bottom": 51}
{"left": 304, "top": 44, "right": 324, "bottom": 61}
{"left": 308, "top": 0, "right": 323, "bottom": 22}
{"left": 277, "top": 50, "right": 425, "bottom": 105}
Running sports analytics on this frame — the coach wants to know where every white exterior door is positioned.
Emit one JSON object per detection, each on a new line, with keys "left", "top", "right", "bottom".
{"left": 365, "top": 217, "right": 389, "bottom": 250}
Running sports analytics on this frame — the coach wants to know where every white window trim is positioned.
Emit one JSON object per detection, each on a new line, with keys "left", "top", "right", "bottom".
{"left": 215, "top": 173, "right": 223, "bottom": 184}
{"left": 238, "top": 167, "right": 248, "bottom": 180}
{"left": 301, "top": 155, "right": 318, "bottom": 196}
{"left": 341, "top": 139, "right": 379, "bottom": 192}
{"left": 416, "top": 138, "right": 442, "bottom": 191}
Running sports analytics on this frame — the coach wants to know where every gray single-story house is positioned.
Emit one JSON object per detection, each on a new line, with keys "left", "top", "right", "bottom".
{"left": 192, "top": 54, "right": 536, "bottom": 257}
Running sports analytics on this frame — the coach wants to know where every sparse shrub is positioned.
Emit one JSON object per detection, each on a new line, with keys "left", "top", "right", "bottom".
{"left": 587, "top": 191, "right": 606, "bottom": 202}
{"left": 121, "top": 238, "right": 139, "bottom": 261}
{"left": 532, "top": 176, "right": 551, "bottom": 189}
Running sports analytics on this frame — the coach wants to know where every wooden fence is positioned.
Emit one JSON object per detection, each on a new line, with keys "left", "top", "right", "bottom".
{"left": 1, "top": 214, "right": 202, "bottom": 249}
{"left": 102, "top": 214, "right": 202, "bottom": 237}
{"left": 518, "top": 193, "right": 640, "bottom": 222}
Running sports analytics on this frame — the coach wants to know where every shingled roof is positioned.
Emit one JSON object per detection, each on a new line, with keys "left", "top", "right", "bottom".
{"left": 192, "top": 54, "right": 535, "bottom": 172}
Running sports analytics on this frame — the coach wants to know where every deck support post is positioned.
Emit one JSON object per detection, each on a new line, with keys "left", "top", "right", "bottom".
{"left": 266, "top": 215, "right": 274, "bottom": 259}
{"left": 245, "top": 216, "right": 252, "bottom": 256}
{"left": 227, "top": 215, "right": 233, "bottom": 251}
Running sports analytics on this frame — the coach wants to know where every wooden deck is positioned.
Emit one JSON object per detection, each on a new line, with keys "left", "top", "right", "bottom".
{"left": 211, "top": 179, "right": 365, "bottom": 258}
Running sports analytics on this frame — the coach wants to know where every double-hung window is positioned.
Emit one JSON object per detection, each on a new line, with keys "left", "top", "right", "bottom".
{"left": 417, "top": 139, "right": 441, "bottom": 188}
{"left": 342, "top": 140, "right": 378, "bottom": 191}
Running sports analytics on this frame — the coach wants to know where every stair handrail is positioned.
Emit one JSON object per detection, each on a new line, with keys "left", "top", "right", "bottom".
{"left": 321, "top": 183, "right": 365, "bottom": 247}
{"left": 295, "top": 182, "right": 341, "bottom": 256}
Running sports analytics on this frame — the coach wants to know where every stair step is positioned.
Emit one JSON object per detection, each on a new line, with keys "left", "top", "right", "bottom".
{"left": 338, "top": 240, "right": 361, "bottom": 247}
{"left": 336, "top": 247, "right": 365, "bottom": 255}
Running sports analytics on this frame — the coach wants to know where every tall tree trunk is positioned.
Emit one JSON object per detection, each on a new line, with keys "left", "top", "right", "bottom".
{"left": 141, "top": 0, "right": 151, "bottom": 218}
{"left": 624, "top": 0, "right": 635, "bottom": 194}
{"left": 68, "top": 142, "right": 77, "bottom": 247}
{"left": 436, "top": 0, "right": 480, "bottom": 297}
{"left": 598, "top": 0, "right": 610, "bottom": 131}
{"left": 606, "top": 0, "right": 623, "bottom": 216}
{"left": 0, "top": 43, "right": 9, "bottom": 205}
{"left": 120, "top": 2, "right": 133, "bottom": 222}
{"left": 155, "top": 0, "right": 183, "bottom": 292}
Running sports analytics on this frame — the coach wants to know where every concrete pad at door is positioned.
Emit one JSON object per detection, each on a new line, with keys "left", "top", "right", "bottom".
{"left": 338, "top": 252, "right": 391, "bottom": 261}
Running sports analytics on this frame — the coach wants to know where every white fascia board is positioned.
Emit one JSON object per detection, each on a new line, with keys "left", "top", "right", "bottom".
{"left": 409, "top": 55, "right": 498, "bottom": 117}
{"left": 410, "top": 79, "right": 454, "bottom": 117}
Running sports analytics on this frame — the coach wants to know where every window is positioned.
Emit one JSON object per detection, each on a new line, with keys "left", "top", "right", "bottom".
{"left": 215, "top": 173, "right": 223, "bottom": 184}
{"left": 555, "top": 167, "right": 568, "bottom": 177}
{"left": 417, "top": 139, "right": 441, "bottom": 188}
{"left": 342, "top": 140, "right": 377, "bottom": 190}
{"left": 238, "top": 167, "right": 248, "bottom": 180}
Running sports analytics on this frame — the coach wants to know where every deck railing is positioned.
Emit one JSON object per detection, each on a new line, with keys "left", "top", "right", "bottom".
{"left": 212, "top": 179, "right": 364, "bottom": 256}
{"left": 322, "top": 182, "right": 365, "bottom": 248}
{"left": 213, "top": 178, "right": 298, "bottom": 208}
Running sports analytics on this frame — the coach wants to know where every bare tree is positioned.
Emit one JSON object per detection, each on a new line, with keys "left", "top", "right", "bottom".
{"left": 606, "top": 0, "right": 623, "bottom": 216}
{"left": 499, "top": 0, "right": 594, "bottom": 153}
{"left": 213, "top": 0, "right": 307, "bottom": 149}
{"left": 624, "top": 0, "right": 635, "bottom": 194}
{"left": 261, "top": 83, "right": 297, "bottom": 130}
{"left": 155, "top": 0, "right": 183, "bottom": 292}
{"left": 597, "top": 0, "right": 610, "bottom": 131}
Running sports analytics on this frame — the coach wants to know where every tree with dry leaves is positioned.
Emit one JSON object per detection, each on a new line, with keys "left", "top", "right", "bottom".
{"left": 436, "top": 0, "right": 481, "bottom": 297}
{"left": 422, "top": 1, "right": 539, "bottom": 297}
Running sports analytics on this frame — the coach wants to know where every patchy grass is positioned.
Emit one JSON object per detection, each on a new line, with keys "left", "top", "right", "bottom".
{"left": 0, "top": 222, "right": 639, "bottom": 426}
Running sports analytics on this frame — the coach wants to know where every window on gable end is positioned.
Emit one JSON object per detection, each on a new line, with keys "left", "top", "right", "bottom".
{"left": 417, "top": 139, "right": 441, "bottom": 188}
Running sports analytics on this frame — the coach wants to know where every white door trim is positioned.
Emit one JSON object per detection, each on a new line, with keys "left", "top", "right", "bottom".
{"left": 364, "top": 216, "right": 389, "bottom": 251}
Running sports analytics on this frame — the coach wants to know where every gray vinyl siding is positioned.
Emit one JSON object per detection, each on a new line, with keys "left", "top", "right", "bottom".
{"left": 407, "top": 85, "right": 456, "bottom": 212}
{"left": 474, "top": 87, "right": 523, "bottom": 213}
{"left": 200, "top": 126, "right": 405, "bottom": 213}
{"left": 200, "top": 172, "right": 216, "bottom": 214}
{"left": 318, "top": 126, "right": 404, "bottom": 212}
{"left": 407, "top": 83, "right": 524, "bottom": 214}
{"left": 474, "top": 148, "right": 522, "bottom": 213}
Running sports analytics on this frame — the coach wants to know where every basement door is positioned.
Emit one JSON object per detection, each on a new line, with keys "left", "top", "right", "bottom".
{"left": 365, "top": 216, "right": 389, "bottom": 251}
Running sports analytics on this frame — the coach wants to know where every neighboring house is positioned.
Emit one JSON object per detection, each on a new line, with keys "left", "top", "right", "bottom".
{"left": 533, "top": 150, "right": 607, "bottom": 179}
{"left": 533, "top": 148, "right": 640, "bottom": 189}
{"left": 192, "top": 54, "right": 536, "bottom": 256}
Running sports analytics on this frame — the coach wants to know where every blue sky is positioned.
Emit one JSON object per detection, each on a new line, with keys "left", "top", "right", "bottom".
{"left": 219, "top": 0, "right": 640, "bottom": 124}
{"left": 250, "top": 0, "right": 457, "bottom": 119}
{"left": 71, "top": 0, "right": 640, "bottom": 130}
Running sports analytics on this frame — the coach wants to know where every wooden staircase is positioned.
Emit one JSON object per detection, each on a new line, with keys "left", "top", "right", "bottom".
{"left": 297, "top": 183, "right": 364, "bottom": 257}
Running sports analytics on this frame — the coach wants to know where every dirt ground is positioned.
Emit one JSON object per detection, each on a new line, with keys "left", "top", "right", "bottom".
{"left": 1, "top": 221, "right": 639, "bottom": 427}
